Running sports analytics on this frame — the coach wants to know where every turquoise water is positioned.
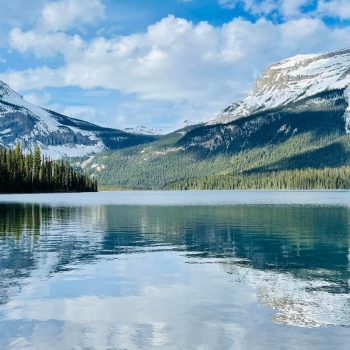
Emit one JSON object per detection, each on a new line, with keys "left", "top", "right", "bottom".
{"left": 0, "top": 191, "right": 349, "bottom": 349}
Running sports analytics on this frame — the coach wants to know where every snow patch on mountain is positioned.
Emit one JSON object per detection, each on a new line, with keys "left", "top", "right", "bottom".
{"left": 124, "top": 125, "right": 163, "bottom": 135}
{"left": 37, "top": 142, "right": 106, "bottom": 159}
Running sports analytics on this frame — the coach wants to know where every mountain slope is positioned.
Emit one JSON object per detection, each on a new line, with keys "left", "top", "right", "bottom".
{"left": 179, "top": 89, "right": 347, "bottom": 155}
{"left": 0, "top": 80, "right": 156, "bottom": 159}
{"left": 78, "top": 48, "right": 350, "bottom": 189}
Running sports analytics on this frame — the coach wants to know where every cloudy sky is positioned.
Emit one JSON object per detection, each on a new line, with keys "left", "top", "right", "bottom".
{"left": 1, "top": 0, "right": 350, "bottom": 131}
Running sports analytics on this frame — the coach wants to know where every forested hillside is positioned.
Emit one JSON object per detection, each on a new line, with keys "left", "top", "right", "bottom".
{"left": 0, "top": 144, "right": 97, "bottom": 193}
{"left": 79, "top": 128, "right": 350, "bottom": 190}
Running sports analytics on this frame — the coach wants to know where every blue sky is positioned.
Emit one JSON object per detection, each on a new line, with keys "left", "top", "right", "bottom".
{"left": 1, "top": 0, "right": 350, "bottom": 131}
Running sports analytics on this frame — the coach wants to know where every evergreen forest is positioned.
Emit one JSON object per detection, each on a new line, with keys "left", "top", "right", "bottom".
{"left": 0, "top": 144, "right": 97, "bottom": 193}
{"left": 83, "top": 130, "right": 350, "bottom": 190}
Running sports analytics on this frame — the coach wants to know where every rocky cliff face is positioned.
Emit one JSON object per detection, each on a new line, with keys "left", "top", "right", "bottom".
{"left": 0, "top": 80, "right": 156, "bottom": 159}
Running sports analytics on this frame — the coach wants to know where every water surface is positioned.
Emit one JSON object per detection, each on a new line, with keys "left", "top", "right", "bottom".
{"left": 0, "top": 191, "right": 350, "bottom": 349}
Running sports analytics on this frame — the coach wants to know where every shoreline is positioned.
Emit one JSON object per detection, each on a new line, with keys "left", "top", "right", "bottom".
{"left": 0, "top": 190, "right": 349, "bottom": 208}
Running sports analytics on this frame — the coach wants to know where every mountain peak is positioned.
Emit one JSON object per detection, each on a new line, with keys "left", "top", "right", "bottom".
{"left": 0, "top": 81, "right": 156, "bottom": 159}
{"left": 209, "top": 48, "right": 350, "bottom": 127}
{"left": 0, "top": 80, "right": 23, "bottom": 103}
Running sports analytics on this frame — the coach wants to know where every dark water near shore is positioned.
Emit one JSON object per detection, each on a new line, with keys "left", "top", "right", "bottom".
{"left": 0, "top": 191, "right": 349, "bottom": 349}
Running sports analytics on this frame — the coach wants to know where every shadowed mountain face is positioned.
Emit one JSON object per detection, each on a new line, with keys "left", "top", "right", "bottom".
{"left": 0, "top": 80, "right": 157, "bottom": 159}
{"left": 178, "top": 90, "right": 348, "bottom": 155}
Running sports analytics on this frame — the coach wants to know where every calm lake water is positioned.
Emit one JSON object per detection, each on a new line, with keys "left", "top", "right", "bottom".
{"left": 0, "top": 191, "right": 350, "bottom": 350}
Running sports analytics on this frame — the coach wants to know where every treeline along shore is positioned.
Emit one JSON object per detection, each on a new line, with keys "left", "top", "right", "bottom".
{"left": 0, "top": 144, "right": 97, "bottom": 193}
{"left": 166, "top": 167, "right": 350, "bottom": 190}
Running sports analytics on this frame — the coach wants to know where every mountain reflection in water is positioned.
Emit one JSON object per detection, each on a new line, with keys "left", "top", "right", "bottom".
{"left": 0, "top": 197, "right": 350, "bottom": 349}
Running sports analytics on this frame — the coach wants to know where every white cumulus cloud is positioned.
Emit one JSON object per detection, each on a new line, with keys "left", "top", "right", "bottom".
{"left": 9, "top": 28, "right": 85, "bottom": 58}
{"left": 317, "top": 0, "right": 350, "bottom": 20}
{"left": 3, "top": 15, "right": 350, "bottom": 107}
{"left": 39, "top": 0, "right": 105, "bottom": 32}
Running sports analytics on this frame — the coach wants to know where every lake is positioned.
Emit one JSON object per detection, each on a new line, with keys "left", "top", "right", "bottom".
{"left": 0, "top": 191, "right": 350, "bottom": 349}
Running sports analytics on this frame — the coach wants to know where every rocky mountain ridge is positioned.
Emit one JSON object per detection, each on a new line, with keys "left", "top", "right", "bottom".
{"left": 176, "top": 48, "right": 350, "bottom": 154}
{"left": 0, "top": 80, "right": 156, "bottom": 159}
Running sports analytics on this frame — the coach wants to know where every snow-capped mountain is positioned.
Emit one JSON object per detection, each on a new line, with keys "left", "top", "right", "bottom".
{"left": 0, "top": 80, "right": 156, "bottom": 159}
{"left": 124, "top": 125, "right": 164, "bottom": 136}
{"left": 210, "top": 48, "right": 350, "bottom": 130}
{"left": 179, "top": 48, "right": 350, "bottom": 153}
